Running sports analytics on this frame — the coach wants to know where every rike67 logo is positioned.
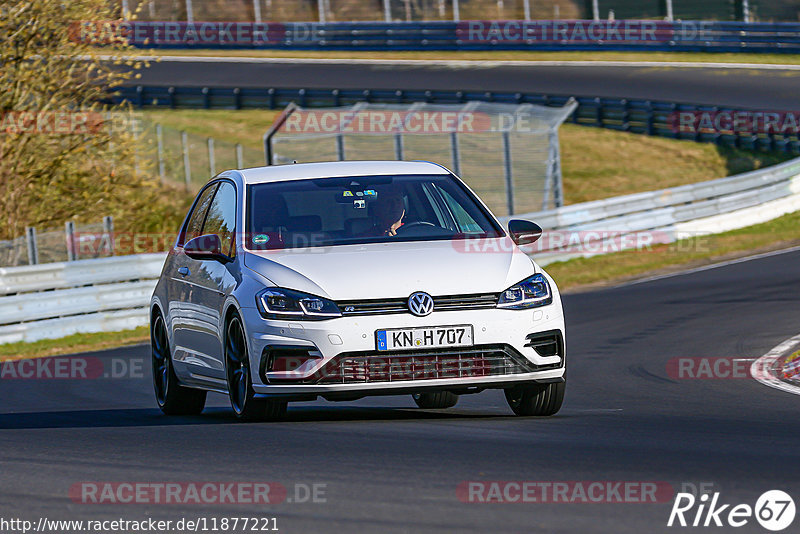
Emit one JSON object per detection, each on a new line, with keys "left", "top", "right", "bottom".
{"left": 668, "top": 490, "right": 796, "bottom": 531}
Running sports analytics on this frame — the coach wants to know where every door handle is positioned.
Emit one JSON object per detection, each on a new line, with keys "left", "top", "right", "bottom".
{"left": 178, "top": 267, "right": 190, "bottom": 276}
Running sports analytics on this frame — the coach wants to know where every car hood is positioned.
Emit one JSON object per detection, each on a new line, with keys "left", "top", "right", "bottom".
{"left": 243, "top": 238, "right": 536, "bottom": 301}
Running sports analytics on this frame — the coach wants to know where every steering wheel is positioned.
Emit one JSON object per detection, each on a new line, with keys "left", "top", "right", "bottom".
{"left": 395, "top": 221, "right": 437, "bottom": 235}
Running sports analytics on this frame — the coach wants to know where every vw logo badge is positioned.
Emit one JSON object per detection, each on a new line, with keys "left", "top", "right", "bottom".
{"left": 408, "top": 292, "right": 434, "bottom": 317}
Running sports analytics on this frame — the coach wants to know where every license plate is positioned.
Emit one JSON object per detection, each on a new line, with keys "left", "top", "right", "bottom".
{"left": 376, "top": 325, "right": 473, "bottom": 351}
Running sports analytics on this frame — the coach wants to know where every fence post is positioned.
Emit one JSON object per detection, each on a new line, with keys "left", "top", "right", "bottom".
{"left": 121, "top": 0, "right": 130, "bottom": 19}
{"left": 65, "top": 221, "right": 77, "bottom": 262}
{"left": 523, "top": 0, "right": 531, "bottom": 20}
{"left": 181, "top": 131, "right": 191, "bottom": 188}
{"left": 664, "top": 0, "right": 674, "bottom": 21}
{"left": 336, "top": 134, "right": 345, "bottom": 161}
{"left": 394, "top": 134, "right": 404, "bottom": 160}
{"left": 25, "top": 227, "right": 38, "bottom": 266}
{"left": 742, "top": 0, "right": 750, "bottom": 22}
{"left": 185, "top": 0, "right": 194, "bottom": 22}
{"left": 549, "top": 128, "right": 564, "bottom": 208}
{"left": 591, "top": 0, "right": 599, "bottom": 20}
{"left": 253, "top": 0, "right": 262, "bottom": 22}
{"left": 502, "top": 131, "right": 514, "bottom": 216}
{"left": 383, "top": 0, "right": 391, "bottom": 21}
{"left": 236, "top": 143, "right": 244, "bottom": 169}
{"left": 103, "top": 216, "right": 115, "bottom": 256}
{"left": 450, "top": 132, "right": 461, "bottom": 177}
{"left": 317, "top": 0, "right": 326, "bottom": 23}
{"left": 453, "top": 0, "right": 460, "bottom": 21}
{"left": 208, "top": 137, "right": 216, "bottom": 176}
{"left": 156, "top": 123, "right": 165, "bottom": 181}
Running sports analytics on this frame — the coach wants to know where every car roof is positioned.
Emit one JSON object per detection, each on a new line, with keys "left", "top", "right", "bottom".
{"left": 237, "top": 160, "right": 451, "bottom": 185}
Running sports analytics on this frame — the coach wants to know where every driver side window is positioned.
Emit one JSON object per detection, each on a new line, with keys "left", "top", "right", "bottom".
{"left": 203, "top": 182, "right": 237, "bottom": 257}
{"left": 183, "top": 184, "right": 219, "bottom": 245}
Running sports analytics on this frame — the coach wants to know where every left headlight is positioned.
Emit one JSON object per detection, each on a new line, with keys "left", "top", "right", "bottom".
{"left": 256, "top": 288, "right": 342, "bottom": 320}
{"left": 497, "top": 274, "right": 552, "bottom": 309}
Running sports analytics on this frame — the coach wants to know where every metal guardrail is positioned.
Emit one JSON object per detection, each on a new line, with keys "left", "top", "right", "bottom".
{"left": 115, "top": 86, "right": 800, "bottom": 154}
{"left": 503, "top": 156, "right": 800, "bottom": 265}
{"left": 110, "top": 20, "right": 800, "bottom": 53}
{"left": 0, "top": 254, "right": 166, "bottom": 344}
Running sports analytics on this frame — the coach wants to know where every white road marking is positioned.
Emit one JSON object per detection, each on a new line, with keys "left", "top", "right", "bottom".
{"left": 99, "top": 55, "right": 800, "bottom": 71}
{"left": 751, "top": 333, "right": 800, "bottom": 396}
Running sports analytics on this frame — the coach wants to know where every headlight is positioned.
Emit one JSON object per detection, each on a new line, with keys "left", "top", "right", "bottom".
{"left": 497, "top": 274, "right": 552, "bottom": 309}
{"left": 256, "top": 288, "right": 342, "bottom": 320}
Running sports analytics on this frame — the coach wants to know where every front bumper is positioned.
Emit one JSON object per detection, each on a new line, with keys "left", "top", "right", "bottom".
{"left": 240, "top": 303, "right": 565, "bottom": 396}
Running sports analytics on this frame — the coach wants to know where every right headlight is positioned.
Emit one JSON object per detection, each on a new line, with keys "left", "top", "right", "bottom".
{"left": 256, "top": 288, "right": 342, "bottom": 320}
{"left": 497, "top": 274, "right": 552, "bottom": 309}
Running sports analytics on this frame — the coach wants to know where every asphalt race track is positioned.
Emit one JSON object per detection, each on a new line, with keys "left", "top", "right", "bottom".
{"left": 2, "top": 249, "right": 799, "bottom": 533}
{"left": 131, "top": 57, "right": 800, "bottom": 109}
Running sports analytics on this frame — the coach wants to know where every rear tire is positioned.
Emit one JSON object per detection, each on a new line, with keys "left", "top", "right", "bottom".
{"left": 504, "top": 380, "right": 565, "bottom": 416}
{"left": 225, "top": 314, "right": 287, "bottom": 421}
{"left": 151, "top": 313, "right": 206, "bottom": 415}
{"left": 412, "top": 391, "right": 459, "bottom": 409}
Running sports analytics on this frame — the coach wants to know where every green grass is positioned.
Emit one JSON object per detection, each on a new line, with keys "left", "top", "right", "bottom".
{"left": 131, "top": 49, "right": 800, "bottom": 66}
{"left": 548, "top": 209, "right": 800, "bottom": 291}
{"left": 139, "top": 109, "right": 791, "bottom": 205}
{"left": 0, "top": 327, "right": 149, "bottom": 361}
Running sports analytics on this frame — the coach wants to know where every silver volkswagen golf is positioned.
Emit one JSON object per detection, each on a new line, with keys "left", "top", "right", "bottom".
{"left": 150, "top": 161, "right": 566, "bottom": 420}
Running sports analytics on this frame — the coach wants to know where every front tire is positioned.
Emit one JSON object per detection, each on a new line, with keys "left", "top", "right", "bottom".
{"left": 504, "top": 380, "right": 565, "bottom": 416}
{"left": 412, "top": 391, "right": 459, "bottom": 409}
{"left": 151, "top": 313, "right": 206, "bottom": 415}
{"left": 225, "top": 314, "right": 287, "bottom": 421}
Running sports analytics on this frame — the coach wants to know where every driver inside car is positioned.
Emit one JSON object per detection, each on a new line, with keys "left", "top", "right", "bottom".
{"left": 358, "top": 189, "right": 406, "bottom": 237}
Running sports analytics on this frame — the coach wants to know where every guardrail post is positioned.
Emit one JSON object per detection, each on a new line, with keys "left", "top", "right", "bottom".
{"left": 236, "top": 143, "right": 244, "bottom": 169}
{"left": 208, "top": 137, "right": 216, "bottom": 176}
{"left": 156, "top": 123, "right": 165, "bottom": 181}
{"left": 181, "top": 131, "right": 191, "bottom": 187}
{"left": 65, "top": 221, "right": 77, "bottom": 262}
{"left": 25, "top": 227, "right": 38, "bottom": 266}
{"left": 202, "top": 87, "right": 210, "bottom": 109}
{"left": 103, "top": 216, "right": 115, "bottom": 256}
{"left": 502, "top": 131, "right": 514, "bottom": 216}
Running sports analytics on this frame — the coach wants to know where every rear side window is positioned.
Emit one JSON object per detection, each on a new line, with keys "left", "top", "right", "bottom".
{"left": 183, "top": 184, "right": 218, "bottom": 245}
{"left": 202, "top": 182, "right": 237, "bottom": 256}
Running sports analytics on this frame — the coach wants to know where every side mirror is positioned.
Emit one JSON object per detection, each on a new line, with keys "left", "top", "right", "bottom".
{"left": 507, "top": 219, "right": 543, "bottom": 246}
{"left": 184, "top": 234, "right": 230, "bottom": 263}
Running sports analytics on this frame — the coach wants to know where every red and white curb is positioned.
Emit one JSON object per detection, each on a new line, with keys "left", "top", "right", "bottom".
{"left": 751, "top": 333, "right": 800, "bottom": 396}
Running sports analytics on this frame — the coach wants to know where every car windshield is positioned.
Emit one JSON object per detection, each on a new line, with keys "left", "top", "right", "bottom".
{"left": 245, "top": 174, "right": 504, "bottom": 250}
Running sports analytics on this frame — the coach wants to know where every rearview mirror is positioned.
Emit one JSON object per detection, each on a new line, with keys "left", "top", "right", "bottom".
{"left": 508, "top": 219, "right": 543, "bottom": 246}
{"left": 184, "top": 234, "right": 230, "bottom": 263}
